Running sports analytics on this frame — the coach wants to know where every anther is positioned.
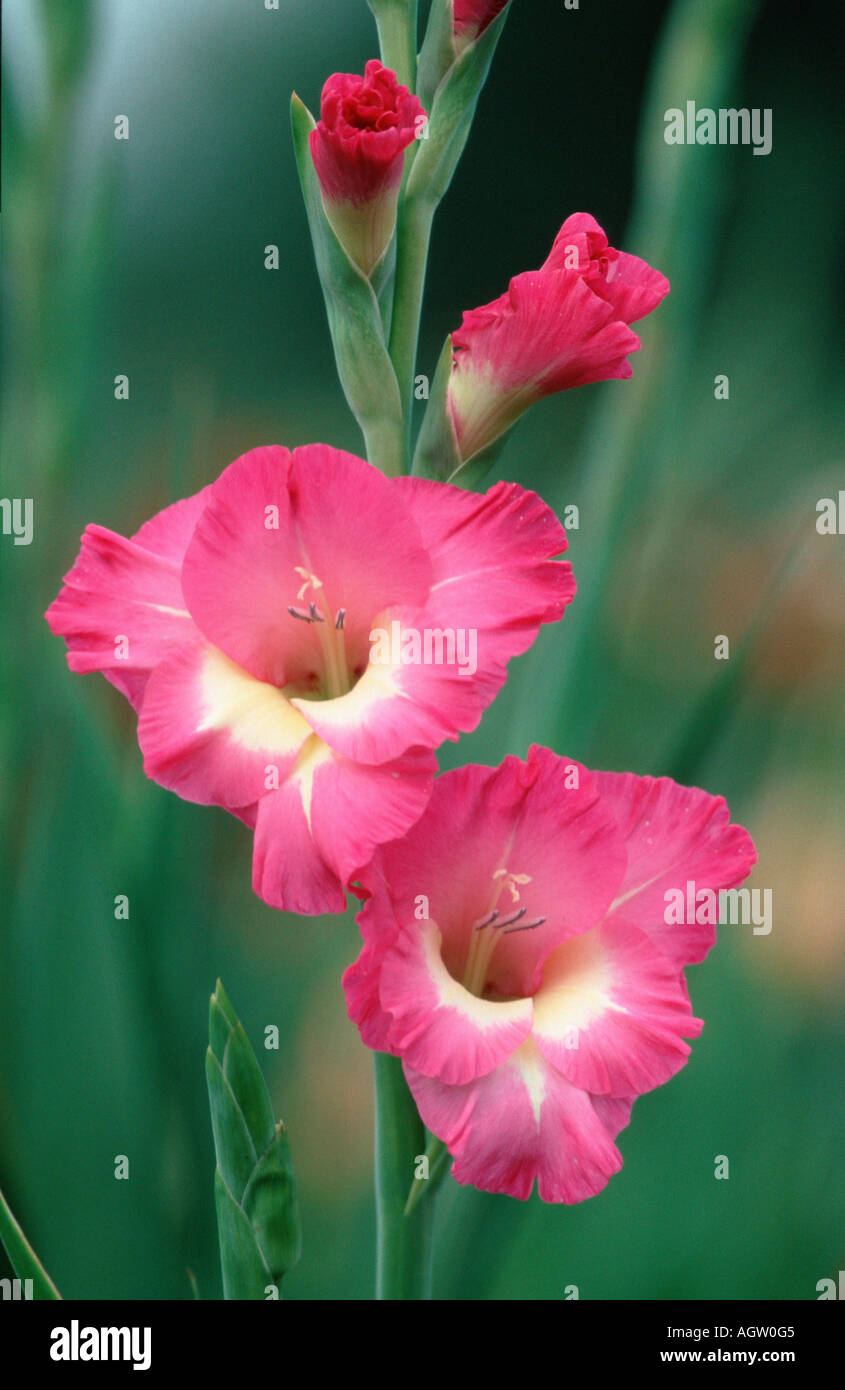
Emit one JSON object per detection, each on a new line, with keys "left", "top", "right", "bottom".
{"left": 502, "top": 916, "right": 546, "bottom": 934}
{"left": 287, "top": 605, "right": 313, "bottom": 622}
{"left": 473, "top": 908, "right": 499, "bottom": 931}
{"left": 309, "top": 602, "right": 325, "bottom": 623}
{"left": 335, "top": 609, "right": 347, "bottom": 630}
{"left": 494, "top": 906, "right": 527, "bottom": 930}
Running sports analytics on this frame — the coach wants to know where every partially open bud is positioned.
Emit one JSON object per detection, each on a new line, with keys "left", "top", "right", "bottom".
{"left": 444, "top": 213, "right": 669, "bottom": 466}
{"left": 309, "top": 59, "right": 426, "bottom": 277}
{"left": 452, "top": 0, "right": 510, "bottom": 55}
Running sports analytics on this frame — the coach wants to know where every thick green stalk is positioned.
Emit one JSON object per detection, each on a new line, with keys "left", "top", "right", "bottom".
{"left": 388, "top": 194, "right": 435, "bottom": 467}
{"left": 363, "top": 412, "right": 407, "bottom": 479}
{"left": 373, "top": 1052, "right": 437, "bottom": 1299}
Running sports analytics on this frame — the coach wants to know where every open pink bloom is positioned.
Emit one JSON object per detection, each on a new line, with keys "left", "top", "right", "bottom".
{"left": 453, "top": 1, "right": 510, "bottom": 52}
{"left": 447, "top": 212, "right": 670, "bottom": 462}
{"left": 46, "top": 446, "right": 573, "bottom": 916}
{"left": 309, "top": 60, "right": 426, "bottom": 275}
{"left": 344, "top": 746, "right": 755, "bottom": 1202}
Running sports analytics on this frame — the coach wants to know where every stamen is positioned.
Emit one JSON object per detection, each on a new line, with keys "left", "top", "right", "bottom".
{"left": 335, "top": 608, "right": 347, "bottom": 630}
{"left": 493, "top": 906, "right": 526, "bottom": 930}
{"left": 309, "top": 602, "right": 325, "bottom": 623}
{"left": 287, "top": 605, "right": 313, "bottom": 622}
{"left": 472, "top": 908, "right": 499, "bottom": 931}
{"left": 502, "top": 915, "right": 546, "bottom": 934}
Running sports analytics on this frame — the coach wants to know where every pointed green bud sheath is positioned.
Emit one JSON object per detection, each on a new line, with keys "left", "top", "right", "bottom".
{"left": 416, "top": 1, "right": 511, "bottom": 146}
{"left": 412, "top": 333, "right": 506, "bottom": 487}
{"left": 206, "top": 980, "right": 301, "bottom": 1299}
{"left": 291, "top": 92, "right": 404, "bottom": 474}
{"left": 309, "top": 60, "right": 426, "bottom": 279}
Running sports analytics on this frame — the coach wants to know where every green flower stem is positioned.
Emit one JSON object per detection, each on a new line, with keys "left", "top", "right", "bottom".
{"left": 373, "top": 1052, "right": 437, "bottom": 1299}
{"left": 404, "top": 1133, "right": 450, "bottom": 1216}
{"left": 364, "top": 413, "right": 407, "bottom": 479}
{"left": 388, "top": 193, "right": 436, "bottom": 468}
{"left": 369, "top": 0, "right": 418, "bottom": 91}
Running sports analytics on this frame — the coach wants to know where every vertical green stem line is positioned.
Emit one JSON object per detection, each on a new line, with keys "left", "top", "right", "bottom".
{"left": 368, "top": 0, "right": 436, "bottom": 1302}
{"left": 388, "top": 195, "right": 435, "bottom": 466}
{"left": 373, "top": 1052, "right": 437, "bottom": 1299}
{"left": 363, "top": 412, "right": 406, "bottom": 479}
{"left": 370, "top": 0, "right": 419, "bottom": 91}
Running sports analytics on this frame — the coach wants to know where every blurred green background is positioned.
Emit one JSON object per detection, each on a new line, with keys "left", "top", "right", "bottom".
{"left": 2, "top": 0, "right": 844, "bottom": 1300}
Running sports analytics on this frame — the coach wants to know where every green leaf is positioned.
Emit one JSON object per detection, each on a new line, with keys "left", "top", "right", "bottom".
{"left": 412, "top": 334, "right": 460, "bottom": 479}
{"left": 207, "top": 980, "right": 301, "bottom": 1299}
{"left": 368, "top": 0, "right": 418, "bottom": 91}
{"left": 290, "top": 93, "right": 404, "bottom": 475}
{"left": 407, "top": 2, "right": 511, "bottom": 210}
{"left": 213, "top": 1171, "right": 272, "bottom": 1301}
{"left": 206, "top": 1047, "right": 259, "bottom": 1198}
{"left": 416, "top": 0, "right": 456, "bottom": 111}
{"left": 0, "top": 1185, "right": 62, "bottom": 1299}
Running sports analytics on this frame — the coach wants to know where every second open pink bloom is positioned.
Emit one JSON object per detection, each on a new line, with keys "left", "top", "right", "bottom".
{"left": 344, "top": 746, "right": 755, "bottom": 1202}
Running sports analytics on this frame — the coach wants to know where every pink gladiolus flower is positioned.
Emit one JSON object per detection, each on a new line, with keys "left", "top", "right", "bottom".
{"left": 453, "top": 1, "right": 510, "bottom": 52}
{"left": 46, "top": 446, "right": 574, "bottom": 916}
{"left": 344, "top": 746, "right": 756, "bottom": 1202}
{"left": 309, "top": 59, "right": 426, "bottom": 276}
{"left": 446, "top": 212, "right": 670, "bottom": 463}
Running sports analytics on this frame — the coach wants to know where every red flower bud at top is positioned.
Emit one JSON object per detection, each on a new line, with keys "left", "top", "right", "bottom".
{"left": 452, "top": 0, "right": 509, "bottom": 53}
{"left": 309, "top": 59, "right": 426, "bottom": 277}
{"left": 446, "top": 212, "right": 670, "bottom": 463}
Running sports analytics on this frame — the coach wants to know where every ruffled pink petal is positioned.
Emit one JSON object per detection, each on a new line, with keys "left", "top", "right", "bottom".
{"left": 252, "top": 761, "right": 349, "bottom": 916}
{"left": 395, "top": 477, "right": 575, "bottom": 710}
{"left": 299, "top": 480, "right": 574, "bottom": 763}
{"left": 252, "top": 740, "right": 436, "bottom": 915}
{"left": 594, "top": 249, "right": 670, "bottom": 325}
{"left": 45, "top": 487, "right": 211, "bottom": 710}
{"left": 532, "top": 918, "right": 702, "bottom": 1097}
{"left": 131, "top": 487, "right": 213, "bottom": 561}
{"left": 378, "top": 918, "right": 533, "bottom": 1084}
{"left": 593, "top": 1091, "right": 636, "bottom": 1142}
{"left": 137, "top": 639, "right": 312, "bottom": 810}
{"left": 448, "top": 269, "right": 640, "bottom": 457}
{"left": 181, "top": 444, "right": 433, "bottom": 689}
{"left": 311, "top": 60, "right": 424, "bottom": 207}
{"left": 596, "top": 772, "right": 757, "bottom": 967}
{"left": 342, "top": 940, "right": 396, "bottom": 1053}
{"left": 405, "top": 1039, "right": 625, "bottom": 1203}
{"left": 543, "top": 213, "right": 670, "bottom": 324}
{"left": 343, "top": 849, "right": 411, "bottom": 1048}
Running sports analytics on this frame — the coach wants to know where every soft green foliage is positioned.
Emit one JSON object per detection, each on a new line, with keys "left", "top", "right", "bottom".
{"left": 290, "top": 94, "right": 404, "bottom": 475}
{"left": 406, "top": 2, "right": 511, "bottom": 212}
{"left": 0, "top": 1186, "right": 61, "bottom": 1299}
{"left": 416, "top": 0, "right": 458, "bottom": 110}
{"left": 207, "top": 982, "right": 301, "bottom": 1300}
